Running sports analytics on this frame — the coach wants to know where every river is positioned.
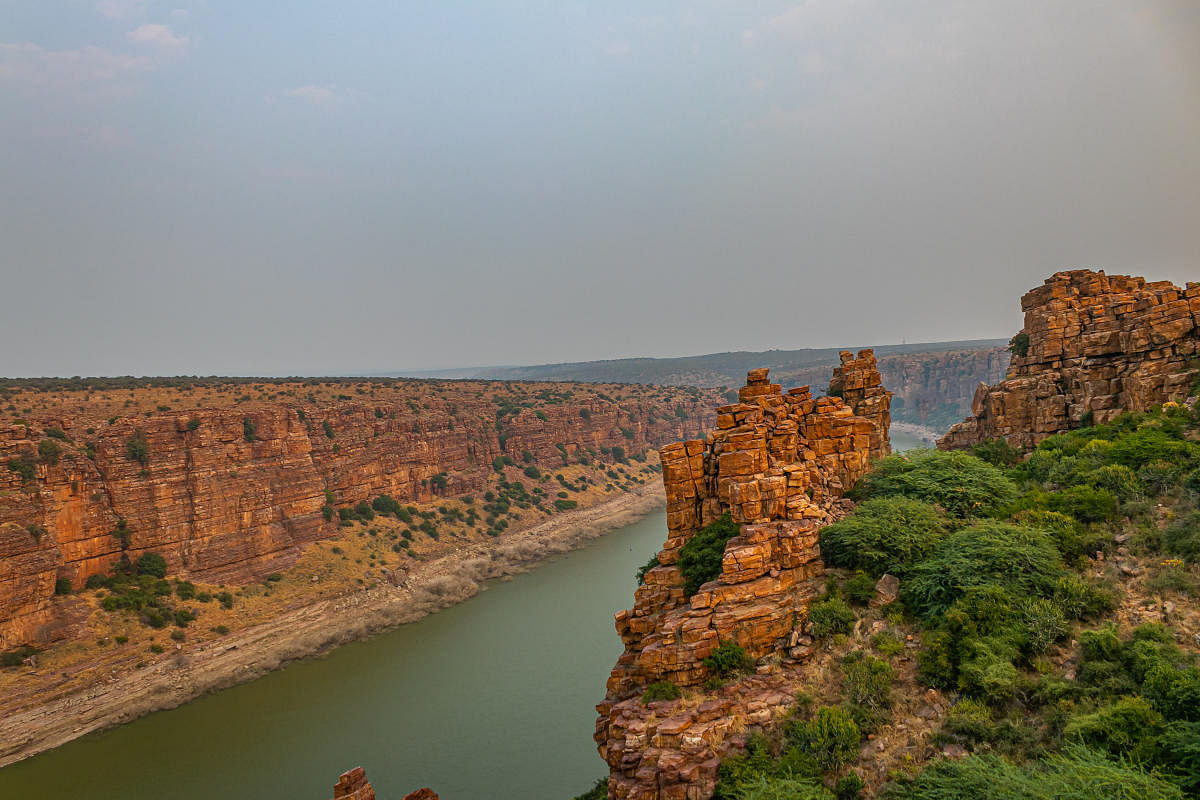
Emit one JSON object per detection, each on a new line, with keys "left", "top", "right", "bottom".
{"left": 0, "top": 512, "right": 671, "bottom": 800}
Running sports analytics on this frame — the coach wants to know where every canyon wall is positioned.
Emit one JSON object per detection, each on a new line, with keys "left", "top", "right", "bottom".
{"left": 940, "top": 270, "right": 1200, "bottom": 451}
{"left": 596, "top": 351, "right": 890, "bottom": 800}
{"left": 774, "top": 348, "right": 1008, "bottom": 432}
{"left": 0, "top": 381, "right": 721, "bottom": 649}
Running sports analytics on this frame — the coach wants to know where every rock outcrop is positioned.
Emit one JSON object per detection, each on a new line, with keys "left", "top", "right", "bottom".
{"left": 333, "top": 767, "right": 377, "bottom": 800}
{"left": 0, "top": 380, "right": 721, "bottom": 649}
{"left": 596, "top": 354, "right": 890, "bottom": 799}
{"left": 940, "top": 270, "right": 1200, "bottom": 451}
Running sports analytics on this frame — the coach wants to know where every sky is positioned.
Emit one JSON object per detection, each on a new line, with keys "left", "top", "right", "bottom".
{"left": 2, "top": 1, "right": 1198, "bottom": 377}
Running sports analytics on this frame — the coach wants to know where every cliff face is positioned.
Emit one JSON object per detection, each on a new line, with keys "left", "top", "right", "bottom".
{"left": 0, "top": 380, "right": 721, "bottom": 649}
{"left": 596, "top": 352, "right": 890, "bottom": 800}
{"left": 940, "top": 270, "right": 1200, "bottom": 451}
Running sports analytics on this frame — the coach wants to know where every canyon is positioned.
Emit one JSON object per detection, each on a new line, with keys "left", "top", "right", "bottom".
{"left": 940, "top": 270, "right": 1200, "bottom": 450}
{"left": 0, "top": 378, "right": 722, "bottom": 651}
{"left": 595, "top": 350, "right": 891, "bottom": 800}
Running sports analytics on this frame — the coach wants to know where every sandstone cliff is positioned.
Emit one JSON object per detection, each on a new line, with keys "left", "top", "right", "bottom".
{"left": 939, "top": 270, "right": 1200, "bottom": 451}
{"left": 0, "top": 379, "right": 721, "bottom": 649}
{"left": 595, "top": 352, "right": 890, "bottom": 800}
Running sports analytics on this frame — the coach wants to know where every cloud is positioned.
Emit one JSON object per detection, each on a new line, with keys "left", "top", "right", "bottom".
{"left": 0, "top": 42, "right": 149, "bottom": 90}
{"left": 127, "top": 23, "right": 189, "bottom": 51}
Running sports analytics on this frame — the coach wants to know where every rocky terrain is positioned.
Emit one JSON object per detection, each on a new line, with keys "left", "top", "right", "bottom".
{"left": 940, "top": 270, "right": 1200, "bottom": 450}
{"left": 595, "top": 351, "right": 891, "bottom": 799}
{"left": 0, "top": 378, "right": 722, "bottom": 650}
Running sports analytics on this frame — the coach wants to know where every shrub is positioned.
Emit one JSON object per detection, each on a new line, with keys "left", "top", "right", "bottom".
{"left": 554, "top": 499, "right": 578, "bottom": 511}
{"left": 849, "top": 450, "right": 1017, "bottom": 518}
{"left": 54, "top": 577, "right": 72, "bottom": 595}
{"left": 808, "top": 597, "right": 855, "bottom": 638}
{"left": 642, "top": 681, "right": 682, "bottom": 704}
{"left": 883, "top": 746, "right": 1184, "bottom": 800}
{"left": 704, "top": 640, "right": 754, "bottom": 678}
{"left": 1164, "top": 512, "right": 1200, "bottom": 561}
{"left": 6, "top": 451, "right": 35, "bottom": 481}
{"left": 125, "top": 429, "right": 149, "bottom": 464}
{"left": 175, "top": 581, "right": 195, "bottom": 600}
{"left": 902, "top": 522, "right": 1062, "bottom": 618}
{"left": 1158, "top": 721, "right": 1200, "bottom": 795}
{"left": 572, "top": 778, "right": 607, "bottom": 800}
{"left": 37, "top": 438, "right": 61, "bottom": 465}
{"left": 218, "top": 591, "right": 234, "bottom": 609}
{"left": 523, "top": 465, "right": 541, "bottom": 479}
{"left": 819, "top": 498, "right": 948, "bottom": 577}
{"left": 1065, "top": 696, "right": 1163, "bottom": 762}
{"left": 1008, "top": 331, "right": 1030, "bottom": 357}
{"left": 135, "top": 552, "right": 167, "bottom": 578}
{"left": 677, "top": 514, "right": 741, "bottom": 596}
{"left": 734, "top": 775, "right": 834, "bottom": 800}
{"left": 841, "top": 651, "right": 894, "bottom": 731}
{"left": 635, "top": 554, "right": 659, "bottom": 585}
{"left": 971, "top": 438, "right": 1022, "bottom": 467}
{"left": 1053, "top": 574, "right": 1116, "bottom": 620}
{"left": 242, "top": 417, "right": 256, "bottom": 442}
{"left": 323, "top": 420, "right": 335, "bottom": 439}
{"left": 786, "top": 706, "right": 861, "bottom": 772}
{"left": 1021, "top": 597, "right": 1069, "bottom": 654}
{"left": 1045, "top": 485, "right": 1118, "bottom": 523}
{"left": 842, "top": 572, "right": 877, "bottom": 606}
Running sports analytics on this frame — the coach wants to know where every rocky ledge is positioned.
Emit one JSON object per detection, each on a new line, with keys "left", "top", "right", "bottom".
{"left": 939, "top": 270, "right": 1200, "bottom": 451}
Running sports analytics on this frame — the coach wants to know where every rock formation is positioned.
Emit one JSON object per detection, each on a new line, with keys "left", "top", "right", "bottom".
{"left": 940, "top": 270, "right": 1200, "bottom": 451}
{"left": 0, "top": 381, "right": 721, "bottom": 649}
{"left": 333, "top": 767, "right": 377, "bottom": 800}
{"left": 596, "top": 354, "right": 890, "bottom": 799}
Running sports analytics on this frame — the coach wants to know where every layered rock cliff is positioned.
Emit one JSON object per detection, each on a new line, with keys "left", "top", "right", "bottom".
{"left": 0, "top": 380, "right": 721, "bottom": 649}
{"left": 596, "top": 352, "right": 890, "bottom": 800}
{"left": 940, "top": 270, "right": 1200, "bottom": 451}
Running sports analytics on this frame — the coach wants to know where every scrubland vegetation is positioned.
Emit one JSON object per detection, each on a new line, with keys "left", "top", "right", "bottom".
{"left": 603, "top": 401, "right": 1200, "bottom": 800}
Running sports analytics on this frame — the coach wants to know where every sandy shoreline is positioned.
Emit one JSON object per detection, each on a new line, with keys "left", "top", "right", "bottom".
{"left": 0, "top": 486, "right": 665, "bottom": 769}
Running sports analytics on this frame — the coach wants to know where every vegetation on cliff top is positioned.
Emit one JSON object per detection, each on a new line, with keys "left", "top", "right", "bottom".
{"left": 696, "top": 400, "right": 1200, "bottom": 800}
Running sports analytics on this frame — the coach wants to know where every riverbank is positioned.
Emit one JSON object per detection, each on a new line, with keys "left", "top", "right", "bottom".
{"left": 0, "top": 485, "right": 666, "bottom": 769}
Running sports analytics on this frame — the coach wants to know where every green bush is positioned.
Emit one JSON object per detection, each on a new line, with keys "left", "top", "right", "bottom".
{"left": 6, "top": 451, "right": 36, "bottom": 481}
{"left": 135, "top": 552, "right": 167, "bottom": 578}
{"left": 842, "top": 571, "right": 877, "bottom": 606}
{"left": 1008, "top": 331, "right": 1030, "bottom": 357}
{"left": 786, "top": 706, "right": 861, "bottom": 772}
{"left": 1052, "top": 574, "right": 1116, "bottom": 620}
{"left": 902, "top": 522, "right": 1062, "bottom": 618}
{"left": 1065, "top": 696, "right": 1163, "bottom": 762}
{"left": 126, "top": 429, "right": 149, "bottom": 465}
{"left": 37, "top": 438, "right": 61, "bottom": 465}
{"left": 1021, "top": 597, "right": 1069, "bottom": 654}
{"left": 1138, "top": 460, "right": 1182, "bottom": 496}
{"left": 54, "top": 577, "right": 72, "bottom": 595}
{"left": 572, "top": 778, "right": 607, "bottom": 800}
{"left": 677, "top": 514, "right": 741, "bottom": 596}
{"left": 733, "top": 775, "right": 834, "bottom": 800}
{"left": 971, "top": 438, "right": 1022, "bottom": 467}
{"left": 1164, "top": 512, "right": 1200, "bottom": 561}
{"left": 1045, "top": 485, "right": 1118, "bottom": 523}
{"left": 1158, "top": 721, "right": 1200, "bottom": 795}
{"left": 242, "top": 417, "right": 257, "bottom": 442}
{"left": 819, "top": 498, "right": 948, "bottom": 577}
{"left": 808, "top": 597, "right": 856, "bottom": 638}
{"left": 882, "top": 746, "right": 1184, "bottom": 800}
{"left": 635, "top": 554, "right": 659, "bottom": 585}
{"left": 704, "top": 640, "right": 754, "bottom": 678}
{"left": 849, "top": 450, "right": 1017, "bottom": 518}
{"left": 841, "top": 650, "right": 894, "bottom": 731}
{"left": 642, "top": 681, "right": 682, "bottom": 704}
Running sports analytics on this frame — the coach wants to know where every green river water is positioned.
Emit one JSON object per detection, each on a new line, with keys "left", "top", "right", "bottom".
{"left": 0, "top": 511, "right": 670, "bottom": 800}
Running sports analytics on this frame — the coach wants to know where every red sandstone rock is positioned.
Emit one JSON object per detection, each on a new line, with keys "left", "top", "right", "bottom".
{"left": 0, "top": 383, "right": 721, "bottom": 649}
{"left": 402, "top": 789, "right": 439, "bottom": 800}
{"left": 333, "top": 767, "right": 377, "bottom": 800}
{"left": 597, "top": 359, "right": 890, "bottom": 799}
{"left": 940, "top": 270, "right": 1200, "bottom": 451}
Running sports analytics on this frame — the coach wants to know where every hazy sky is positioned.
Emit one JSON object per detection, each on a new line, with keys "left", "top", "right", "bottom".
{"left": 2, "top": 1, "right": 1198, "bottom": 377}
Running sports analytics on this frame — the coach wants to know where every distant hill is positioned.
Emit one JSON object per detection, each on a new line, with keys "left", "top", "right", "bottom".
{"left": 388, "top": 340, "right": 1011, "bottom": 432}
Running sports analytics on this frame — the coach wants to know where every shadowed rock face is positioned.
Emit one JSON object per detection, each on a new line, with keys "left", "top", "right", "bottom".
{"left": 596, "top": 354, "right": 889, "bottom": 800}
{"left": 0, "top": 383, "right": 722, "bottom": 649}
{"left": 939, "top": 270, "right": 1200, "bottom": 451}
